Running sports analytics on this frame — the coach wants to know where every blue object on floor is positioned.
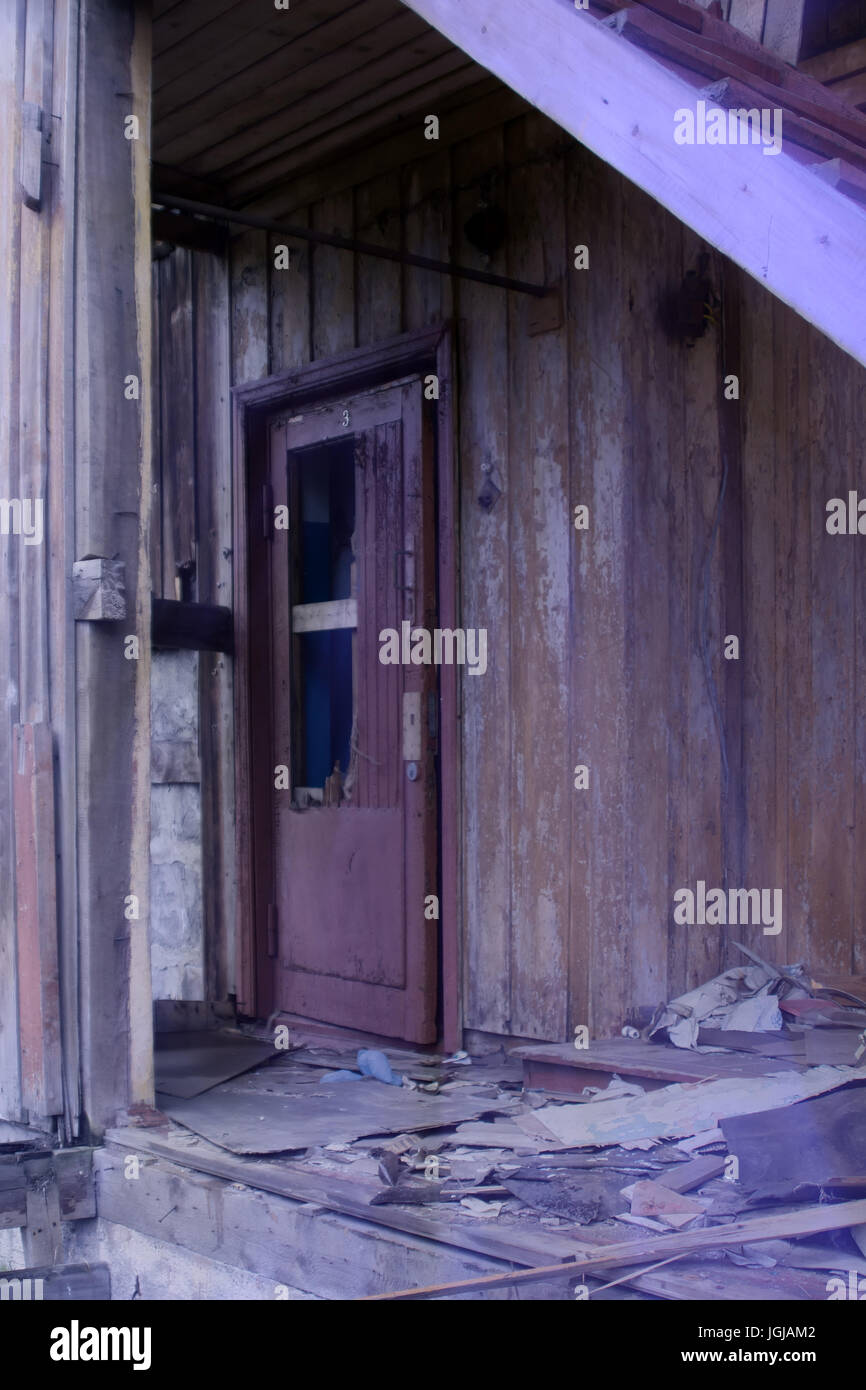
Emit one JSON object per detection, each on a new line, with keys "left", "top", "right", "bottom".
{"left": 358, "top": 1049, "right": 403, "bottom": 1086}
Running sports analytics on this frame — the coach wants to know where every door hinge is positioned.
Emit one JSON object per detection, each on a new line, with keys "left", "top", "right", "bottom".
{"left": 262, "top": 483, "right": 274, "bottom": 540}
{"left": 266, "top": 904, "right": 278, "bottom": 958}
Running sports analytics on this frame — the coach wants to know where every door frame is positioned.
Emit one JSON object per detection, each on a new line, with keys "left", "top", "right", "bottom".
{"left": 231, "top": 324, "right": 461, "bottom": 1048}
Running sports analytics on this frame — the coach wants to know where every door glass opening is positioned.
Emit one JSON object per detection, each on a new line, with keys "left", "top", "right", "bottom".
{"left": 289, "top": 437, "right": 356, "bottom": 806}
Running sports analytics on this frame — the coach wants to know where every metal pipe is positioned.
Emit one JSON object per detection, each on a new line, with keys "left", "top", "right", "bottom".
{"left": 152, "top": 192, "right": 550, "bottom": 299}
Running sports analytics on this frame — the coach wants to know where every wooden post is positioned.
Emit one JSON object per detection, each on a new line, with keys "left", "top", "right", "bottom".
{"left": 74, "top": 0, "right": 153, "bottom": 1136}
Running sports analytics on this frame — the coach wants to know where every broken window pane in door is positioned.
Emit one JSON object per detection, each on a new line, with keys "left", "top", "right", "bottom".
{"left": 289, "top": 438, "right": 356, "bottom": 804}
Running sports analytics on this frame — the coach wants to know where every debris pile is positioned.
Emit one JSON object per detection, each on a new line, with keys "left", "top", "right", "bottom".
{"left": 149, "top": 968, "right": 866, "bottom": 1299}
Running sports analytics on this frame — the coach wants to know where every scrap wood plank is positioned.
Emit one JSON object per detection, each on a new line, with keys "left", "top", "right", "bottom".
{"left": 655, "top": 1153, "right": 726, "bottom": 1193}
{"left": 512, "top": 1038, "right": 804, "bottom": 1086}
{"left": 357, "top": 1199, "right": 866, "bottom": 1299}
{"left": 103, "top": 1128, "right": 731, "bottom": 1302}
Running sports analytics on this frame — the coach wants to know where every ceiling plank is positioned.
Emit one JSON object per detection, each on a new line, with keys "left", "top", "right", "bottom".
{"left": 154, "top": 0, "right": 403, "bottom": 147}
{"left": 153, "top": 0, "right": 345, "bottom": 101}
{"left": 234, "top": 81, "right": 528, "bottom": 220}
{"left": 225, "top": 60, "right": 481, "bottom": 201}
{"left": 153, "top": 0, "right": 251, "bottom": 58}
{"left": 801, "top": 36, "right": 866, "bottom": 83}
{"left": 200, "top": 43, "right": 465, "bottom": 181}
{"left": 158, "top": 7, "right": 432, "bottom": 168}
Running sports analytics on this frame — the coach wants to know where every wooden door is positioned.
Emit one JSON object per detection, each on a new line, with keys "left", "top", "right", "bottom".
{"left": 263, "top": 377, "right": 438, "bottom": 1042}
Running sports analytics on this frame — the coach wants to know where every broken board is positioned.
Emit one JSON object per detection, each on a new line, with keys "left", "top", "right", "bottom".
{"left": 531, "top": 1066, "right": 854, "bottom": 1147}
{"left": 156, "top": 1078, "right": 521, "bottom": 1154}
{"left": 513, "top": 1037, "right": 806, "bottom": 1094}
{"left": 721, "top": 1082, "right": 866, "bottom": 1186}
{"left": 154, "top": 1031, "right": 277, "bottom": 1099}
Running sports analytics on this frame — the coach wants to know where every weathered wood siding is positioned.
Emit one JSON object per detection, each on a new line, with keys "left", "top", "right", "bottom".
{"left": 0, "top": 0, "right": 155, "bottom": 1135}
{"left": 162, "top": 107, "right": 866, "bottom": 1042}
{"left": 151, "top": 247, "right": 234, "bottom": 1001}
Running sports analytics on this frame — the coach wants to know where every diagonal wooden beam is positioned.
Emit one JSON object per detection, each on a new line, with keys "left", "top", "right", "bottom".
{"left": 358, "top": 1197, "right": 866, "bottom": 1299}
{"left": 400, "top": 0, "right": 866, "bottom": 368}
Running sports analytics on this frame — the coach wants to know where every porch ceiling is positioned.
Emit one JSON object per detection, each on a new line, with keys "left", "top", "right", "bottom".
{"left": 151, "top": 0, "right": 492, "bottom": 206}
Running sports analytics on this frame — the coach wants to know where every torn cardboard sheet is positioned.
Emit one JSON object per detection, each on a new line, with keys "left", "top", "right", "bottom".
{"left": 531, "top": 1066, "right": 854, "bottom": 1148}
{"left": 650, "top": 965, "right": 796, "bottom": 1049}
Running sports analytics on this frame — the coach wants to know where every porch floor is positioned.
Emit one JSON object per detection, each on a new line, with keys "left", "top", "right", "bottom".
{"left": 94, "top": 1032, "right": 862, "bottom": 1300}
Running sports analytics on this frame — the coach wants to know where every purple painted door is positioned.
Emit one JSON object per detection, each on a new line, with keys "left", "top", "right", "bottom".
{"left": 266, "top": 379, "right": 438, "bottom": 1042}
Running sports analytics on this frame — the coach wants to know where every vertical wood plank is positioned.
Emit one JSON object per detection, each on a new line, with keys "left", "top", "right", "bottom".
{"left": 269, "top": 217, "right": 311, "bottom": 374}
{"left": 13, "top": 723, "right": 62, "bottom": 1116}
{"left": 355, "top": 172, "right": 401, "bottom": 347}
{"left": 311, "top": 191, "right": 355, "bottom": 361}
{"left": 150, "top": 260, "right": 163, "bottom": 596}
{"left": 195, "top": 250, "right": 236, "bottom": 1000}
{"left": 18, "top": 0, "right": 52, "bottom": 726}
{"left": 568, "top": 147, "right": 630, "bottom": 1039}
{"left": 157, "top": 247, "right": 196, "bottom": 597}
{"left": 403, "top": 151, "right": 452, "bottom": 331}
{"left": 48, "top": 0, "right": 82, "bottom": 1138}
{"left": 230, "top": 227, "right": 269, "bottom": 385}
{"left": 681, "top": 228, "right": 725, "bottom": 991}
{"left": 621, "top": 182, "right": 682, "bottom": 1022}
{"left": 0, "top": 0, "right": 24, "bottom": 1120}
{"left": 775, "top": 302, "right": 811, "bottom": 970}
{"left": 740, "top": 273, "right": 778, "bottom": 961}
{"left": 454, "top": 126, "right": 511, "bottom": 1035}
{"left": 505, "top": 112, "right": 569, "bottom": 1041}
{"left": 808, "top": 318, "right": 854, "bottom": 977}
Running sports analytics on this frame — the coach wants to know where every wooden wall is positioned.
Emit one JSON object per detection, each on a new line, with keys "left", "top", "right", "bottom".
{"left": 162, "top": 106, "right": 866, "bottom": 1043}
{"left": 151, "top": 248, "right": 235, "bottom": 1002}
{"left": 0, "top": 0, "right": 155, "bottom": 1138}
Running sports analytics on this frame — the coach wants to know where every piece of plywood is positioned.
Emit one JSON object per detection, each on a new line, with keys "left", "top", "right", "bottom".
{"left": 157, "top": 1079, "right": 521, "bottom": 1154}
{"left": 721, "top": 1083, "right": 866, "bottom": 1185}
{"left": 154, "top": 1031, "right": 276, "bottom": 1099}
{"left": 805, "top": 1029, "right": 865, "bottom": 1066}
